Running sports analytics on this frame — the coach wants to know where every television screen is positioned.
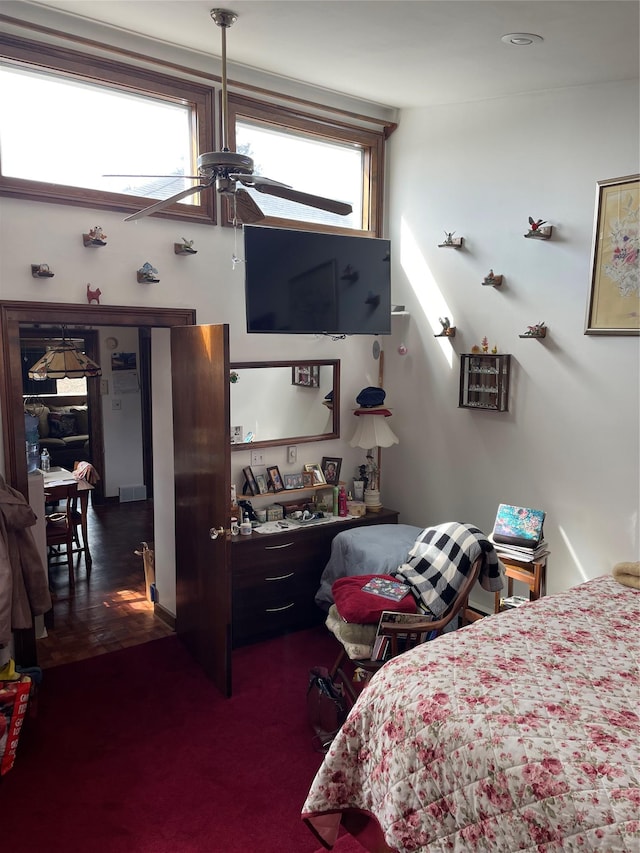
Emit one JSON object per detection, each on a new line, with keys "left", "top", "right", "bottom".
{"left": 244, "top": 225, "right": 391, "bottom": 335}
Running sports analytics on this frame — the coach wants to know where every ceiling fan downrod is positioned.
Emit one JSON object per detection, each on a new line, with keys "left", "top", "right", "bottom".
{"left": 210, "top": 8, "right": 237, "bottom": 152}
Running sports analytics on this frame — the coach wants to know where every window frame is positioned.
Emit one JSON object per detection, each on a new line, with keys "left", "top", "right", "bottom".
{"left": 223, "top": 93, "right": 385, "bottom": 237}
{"left": 0, "top": 35, "right": 215, "bottom": 224}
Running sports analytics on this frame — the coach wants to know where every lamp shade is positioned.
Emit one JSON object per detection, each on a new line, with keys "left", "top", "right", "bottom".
{"left": 28, "top": 341, "right": 102, "bottom": 380}
{"left": 349, "top": 411, "right": 399, "bottom": 449}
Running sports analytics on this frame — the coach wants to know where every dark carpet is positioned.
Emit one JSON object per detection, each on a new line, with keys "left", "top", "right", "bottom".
{"left": 1, "top": 627, "right": 344, "bottom": 853}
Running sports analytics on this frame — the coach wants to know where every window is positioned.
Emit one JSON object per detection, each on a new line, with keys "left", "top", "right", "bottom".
{"left": 0, "top": 37, "right": 214, "bottom": 223}
{"left": 226, "top": 95, "right": 385, "bottom": 236}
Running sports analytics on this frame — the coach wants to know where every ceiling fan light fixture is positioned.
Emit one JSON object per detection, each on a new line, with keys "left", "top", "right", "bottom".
{"left": 501, "top": 33, "right": 543, "bottom": 46}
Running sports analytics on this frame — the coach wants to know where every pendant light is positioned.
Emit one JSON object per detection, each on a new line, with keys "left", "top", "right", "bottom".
{"left": 28, "top": 328, "right": 102, "bottom": 380}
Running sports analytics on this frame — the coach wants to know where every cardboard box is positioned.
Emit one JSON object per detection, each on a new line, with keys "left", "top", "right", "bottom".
{"left": 347, "top": 501, "right": 366, "bottom": 517}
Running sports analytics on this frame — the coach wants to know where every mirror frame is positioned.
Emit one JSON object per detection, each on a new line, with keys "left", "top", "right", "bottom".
{"left": 229, "top": 359, "right": 340, "bottom": 451}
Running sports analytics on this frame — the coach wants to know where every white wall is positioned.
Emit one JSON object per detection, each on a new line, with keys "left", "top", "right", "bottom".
{"left": 384, "top": 80, "right": 640, "bottom": 607}
{"left": 98, "top": 326, "right": 144, "bottom": 498}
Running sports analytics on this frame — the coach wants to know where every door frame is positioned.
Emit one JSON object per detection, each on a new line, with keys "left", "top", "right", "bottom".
{"left": 0, "top": 301, "right": 196, "bottom": 498}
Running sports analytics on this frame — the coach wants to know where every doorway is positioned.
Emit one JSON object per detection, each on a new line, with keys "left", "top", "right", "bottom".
{"left": 0, "top": 300, "right": 196, "bottom": 665}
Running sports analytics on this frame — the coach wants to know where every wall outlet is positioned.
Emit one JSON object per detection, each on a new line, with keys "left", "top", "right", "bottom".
{"left": 112, "top": 398, "right": 122, "bottom": 411}
{"left": 250, "top": 450, "right": 264, "bottom": 466}
{"left": 287, "top": 445, "right": 297, "bottom": 464}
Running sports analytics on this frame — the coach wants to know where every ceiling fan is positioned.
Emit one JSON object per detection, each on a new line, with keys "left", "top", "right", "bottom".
{"left": 110, "top": 8, "right": 353, "bottom": 224}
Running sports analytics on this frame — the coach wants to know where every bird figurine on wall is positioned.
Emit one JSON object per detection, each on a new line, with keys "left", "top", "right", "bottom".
{"left": 529, "top": 217, "right": 546, "bottom": 231}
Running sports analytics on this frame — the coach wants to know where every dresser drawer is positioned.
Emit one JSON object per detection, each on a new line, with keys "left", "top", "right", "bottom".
{"left": 231, "top": 510, "right": 400, "bottom": 646}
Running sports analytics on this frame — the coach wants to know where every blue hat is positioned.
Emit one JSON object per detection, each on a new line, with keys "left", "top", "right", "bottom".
{"left": 356, "top": 387, "right": 386, "bottom": 407}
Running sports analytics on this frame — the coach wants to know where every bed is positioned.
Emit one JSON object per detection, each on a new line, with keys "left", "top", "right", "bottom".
{"left": 315, "top": 524, "right": 423, "bottom": 612}
{"left": 303, "top": 574, "right": 640, "bottom": 852}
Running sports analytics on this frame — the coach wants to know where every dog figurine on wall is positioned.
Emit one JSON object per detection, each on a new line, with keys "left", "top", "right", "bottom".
{"left": 87, "top": 283, "right": 102, "bottom": 304}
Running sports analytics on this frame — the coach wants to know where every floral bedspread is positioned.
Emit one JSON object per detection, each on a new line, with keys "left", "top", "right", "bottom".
{"left": 302, "top": 575, "right": 640, "bottom": 852}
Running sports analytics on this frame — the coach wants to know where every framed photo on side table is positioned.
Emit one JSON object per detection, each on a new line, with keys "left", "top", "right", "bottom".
{"left": 321, "top": 456, "right": 342, "bottom": 485}
{"left": 585, "top": 173, "right": 639, "bottom": 335}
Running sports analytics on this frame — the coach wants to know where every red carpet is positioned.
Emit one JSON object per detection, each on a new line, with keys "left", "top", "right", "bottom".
{"left": 1, "top": 627, "right": 342, "bottom": 853}
{"left": 314, "top": 838, "right": 367, "bottom": 853}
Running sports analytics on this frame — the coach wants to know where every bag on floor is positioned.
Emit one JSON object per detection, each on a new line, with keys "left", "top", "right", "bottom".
{"left": 0, "top": 675, "right": 32, "bottom": 776}
{"left": 307, "top": 666, "right": 347, "bottom": 752}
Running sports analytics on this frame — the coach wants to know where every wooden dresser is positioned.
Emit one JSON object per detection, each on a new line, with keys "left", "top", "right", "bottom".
{"left": 231, "top": 508, "right": 399, "bottom": 646}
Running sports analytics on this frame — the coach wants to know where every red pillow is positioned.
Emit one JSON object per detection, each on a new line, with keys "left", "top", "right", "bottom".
{"left": 332, "top": 574, "right": 418, "bottom": 624}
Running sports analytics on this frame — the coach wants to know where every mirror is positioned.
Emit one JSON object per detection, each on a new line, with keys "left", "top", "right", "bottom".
{"left": 230, "top": 360, "right": 340, "bottom": 450}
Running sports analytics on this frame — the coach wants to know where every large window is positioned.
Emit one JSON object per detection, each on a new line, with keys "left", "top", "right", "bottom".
{"left": 0, "top": 36, "right": 387, "bottom": 233}
{"left": 226, "top": 95, "right": 385, "bottom": 235}
{"left": 0, "top": 37, "right": 214, "bottom": 223}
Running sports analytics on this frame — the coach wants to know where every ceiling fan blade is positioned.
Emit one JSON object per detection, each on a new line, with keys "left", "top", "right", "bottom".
{"left": 254, "top": 184, "right": 352, "bottom": 216}
{"left": 230, "top": 189, "right": 265, "bottom": 224}
{"left": 104, "top": 174, "right": 202, "bottom": 180}
{"left": 231, "top": 173, "right": 291, "bottom": 190}
{"left": 124, "top": 184, "right": 209, "bottom": 222}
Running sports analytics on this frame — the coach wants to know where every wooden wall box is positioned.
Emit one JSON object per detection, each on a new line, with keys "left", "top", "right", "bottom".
{"left": 459, "top": 353, "right": 511, "bottom": 412}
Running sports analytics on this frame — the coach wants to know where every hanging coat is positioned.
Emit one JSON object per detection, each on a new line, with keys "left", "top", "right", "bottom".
{"left": 0, "top": 475, "right": 52, "bottom": 646}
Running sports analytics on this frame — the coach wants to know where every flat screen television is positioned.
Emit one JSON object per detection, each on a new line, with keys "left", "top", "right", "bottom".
{"left": 244, "top": 225, "right": 391, "bottom": 335}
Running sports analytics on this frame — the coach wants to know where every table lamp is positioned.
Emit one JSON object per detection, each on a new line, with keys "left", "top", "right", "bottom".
{"left": 349, "top": 387, "right": 398, "bottom": 512}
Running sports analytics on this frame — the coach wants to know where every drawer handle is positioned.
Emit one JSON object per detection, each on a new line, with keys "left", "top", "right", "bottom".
{"left": 264, "top": 542, "right": 295, "bottom": 550}
{"left": 265, "top": 572, "right": 295, "bottom": 581}
{"left": 265, "top": 603, "right": 295, "bottom": 613}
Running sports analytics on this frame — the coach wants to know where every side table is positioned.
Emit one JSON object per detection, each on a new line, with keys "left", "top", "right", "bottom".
{"left": 495, "top": 554, "right": 548, "bottom": 613}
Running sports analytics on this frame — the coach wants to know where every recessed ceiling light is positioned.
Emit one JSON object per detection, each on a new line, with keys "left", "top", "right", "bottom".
{"left": 501, "top": 33, "right": 544, "bottom": 46}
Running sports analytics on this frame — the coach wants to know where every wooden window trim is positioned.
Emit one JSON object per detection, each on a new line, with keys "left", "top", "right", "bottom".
{"left": 0, "top": 34, "right": 215, "bottom": 224}
{"left": 224, "top": 93, "right": 385, "bottom": 236}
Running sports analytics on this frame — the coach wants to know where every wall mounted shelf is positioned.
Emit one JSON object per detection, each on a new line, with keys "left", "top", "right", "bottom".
{"left": 435, "top": 327, "right": 456, "bottom": 338}
{"left": 31, "top": 264, "right": 54, "bottom": 278}
{"left": 519, "top": 330, "right": 547, "bottom": 339}
{"left": 524, "top": 226, "right": 552, "bottom": 240}
{"left": 459, "top": 353, "right": 511, "bottom": 412}
{"left": 482, "top": 272, "right": 503, "bottom": 287}
{"left": 438, "top": 237, "right": 464, "bottom": 248}
{"left": 174, "top": 242, "right": 197, "bottom": 255}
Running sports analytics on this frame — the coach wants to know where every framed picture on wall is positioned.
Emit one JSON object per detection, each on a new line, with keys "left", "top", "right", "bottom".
{"left": 585, "top": 174, "right": 639, "bottom": 335}
{"left": 292, "top": 365, "right": 320, "bottom": 387}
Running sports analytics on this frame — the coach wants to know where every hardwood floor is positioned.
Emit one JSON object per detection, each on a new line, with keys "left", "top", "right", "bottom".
{"left": 37, "top": 499, "right": 174, "bottom": 669}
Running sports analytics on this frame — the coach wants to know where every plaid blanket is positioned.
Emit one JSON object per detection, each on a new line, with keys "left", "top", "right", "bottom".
{"left": 393, "top": 522, "right": 503, "bottom": 618}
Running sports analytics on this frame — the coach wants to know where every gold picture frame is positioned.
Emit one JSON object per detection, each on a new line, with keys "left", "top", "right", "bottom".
{"left": 585, "top": 174, "right": 639, "bottom": 335}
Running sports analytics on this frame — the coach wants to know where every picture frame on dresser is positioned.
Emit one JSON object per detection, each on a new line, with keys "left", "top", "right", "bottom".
{"left": 267, "top": 465, "right": 285, "bottom": 492}
{"left": 283, "top": 472, "right": 304, "bottom": 490}
{"left": 304, "top": 463, "right": 326, "bottom": 485}
{"left": 242, "top": 466, "right": 258, "bottom": 495}
{"left": 254, "top": 473, "right": 269, "bottom": 494}
{"left": 585, "top": 173, "right": 639, "bottom": 335}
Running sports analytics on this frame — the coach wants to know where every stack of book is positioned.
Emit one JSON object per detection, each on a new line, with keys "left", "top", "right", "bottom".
{"left": 489, "top": 503, "right": 549, "bottom": 563}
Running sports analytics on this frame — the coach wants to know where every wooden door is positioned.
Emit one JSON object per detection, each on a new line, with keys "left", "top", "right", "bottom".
{"left": 171, "top": 324, "right": 232, "bottom": 696}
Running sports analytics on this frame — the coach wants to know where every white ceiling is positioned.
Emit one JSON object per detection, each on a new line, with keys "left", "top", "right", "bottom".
{"left": 4, "top": 1, "right": 640, "bottom": 108}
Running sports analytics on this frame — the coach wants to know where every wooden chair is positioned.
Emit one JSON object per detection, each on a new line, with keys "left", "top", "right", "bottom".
{"left": 328, "top": 557, "right": 483, "bottom": 704}
{"left": 45, "top": 483, "right": 76, "bottom": 587}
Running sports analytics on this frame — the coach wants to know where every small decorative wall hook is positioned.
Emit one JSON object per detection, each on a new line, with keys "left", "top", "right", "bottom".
{"left": 86, "top": 283, "right": 102, "bottom": 304}
{"left": 137, "top": 262, "right": 160, "bottom": 283}
{"left": 31, "top": 264, "right": 54, "bottom": 278}
{"left": 83, "top": 226, "right": 107, "bottom": 247}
